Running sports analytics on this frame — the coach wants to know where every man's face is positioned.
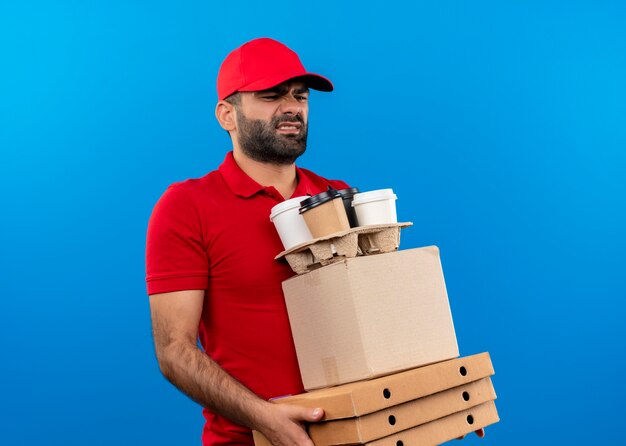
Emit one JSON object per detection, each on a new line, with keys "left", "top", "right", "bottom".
{"left": 234, "top": 81, "right": 309, "bottom": 165}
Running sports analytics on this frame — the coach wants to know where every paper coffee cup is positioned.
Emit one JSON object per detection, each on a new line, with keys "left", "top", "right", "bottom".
{"left": 351, "top": 189, "right": 398, "bottom": 226}
{"left": 299, "top": 189, "right": 350, "bottom": 238}
{"left": 270, "top": 196, "right": 314, "bottom": 250}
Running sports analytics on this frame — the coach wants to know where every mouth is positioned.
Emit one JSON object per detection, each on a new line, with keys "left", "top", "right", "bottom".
{"left": 276, "top": 120, "right": 302, "bottom": 135}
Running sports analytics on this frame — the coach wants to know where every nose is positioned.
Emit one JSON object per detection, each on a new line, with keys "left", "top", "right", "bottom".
{"left": 279, "top": 95, "right": 304, "bottom": 116}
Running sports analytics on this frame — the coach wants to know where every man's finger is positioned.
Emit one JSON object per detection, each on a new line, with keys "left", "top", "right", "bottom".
{"left": 457, "top": 427, "right": 485, "bottom": 440}
{"left": 305, "top": 407, "right": 324, "bottom": 422}
{"left": 284, "top": 404, "right": 325, "bottom": 423}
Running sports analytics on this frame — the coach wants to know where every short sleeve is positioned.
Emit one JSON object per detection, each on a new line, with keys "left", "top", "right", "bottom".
{"left": 145, "top": 184, "right": 209, "bottom": 295}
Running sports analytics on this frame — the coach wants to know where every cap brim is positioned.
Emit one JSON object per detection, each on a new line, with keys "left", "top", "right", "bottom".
{"left": 238, "top": 71, "right": 334, "bottom": 93}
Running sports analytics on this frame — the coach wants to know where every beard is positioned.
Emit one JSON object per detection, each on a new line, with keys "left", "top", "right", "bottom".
{"left": 236, "top": 112, "right": 308, "bottom": 165}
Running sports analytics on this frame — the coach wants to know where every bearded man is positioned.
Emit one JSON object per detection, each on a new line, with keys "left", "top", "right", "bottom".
{"left": 146, "top": 38, "right": 349, "bottom": 446}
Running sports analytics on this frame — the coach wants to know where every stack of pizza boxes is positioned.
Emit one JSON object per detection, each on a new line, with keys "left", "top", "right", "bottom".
{"left": 257, "top": 190, "right": 499, "bottom": 445}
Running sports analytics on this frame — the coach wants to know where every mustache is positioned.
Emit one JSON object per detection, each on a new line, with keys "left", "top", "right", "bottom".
{"left": 272, "top": 114, "right": 304, "bottom": 126}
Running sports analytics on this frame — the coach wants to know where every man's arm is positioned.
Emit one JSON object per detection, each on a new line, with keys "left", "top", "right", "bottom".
{"left": 149, "top": 290, "right": 323, "bottom": 446}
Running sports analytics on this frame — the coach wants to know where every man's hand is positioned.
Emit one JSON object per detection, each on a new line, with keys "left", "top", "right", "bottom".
{"left": 457, "top": 428, "right": 485, "bottom": 440}
{"left": 256, "top": 403, "right": 324, "bottom": 446}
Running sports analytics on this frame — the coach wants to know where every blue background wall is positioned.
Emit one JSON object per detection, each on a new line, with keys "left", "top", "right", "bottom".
{"left": 1, "top": 1, "right": 625, "bottom": 444}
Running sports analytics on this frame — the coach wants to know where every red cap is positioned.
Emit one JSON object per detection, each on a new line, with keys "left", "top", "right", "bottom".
{"left": 217, "top": 38, "right": 334, "bottom": 100}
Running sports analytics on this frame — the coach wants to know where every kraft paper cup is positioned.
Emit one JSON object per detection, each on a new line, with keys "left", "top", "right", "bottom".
{"left": 270, "top": 196, "right": 314, "bottom": 250}
{"left": 351, "top": 189, "right": 398, "bottom": 226}
{"left": 300, "top": 190, "right": 350, "bottom": 238}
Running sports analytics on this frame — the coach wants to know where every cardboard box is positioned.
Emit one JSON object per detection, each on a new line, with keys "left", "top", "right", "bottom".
{"left": 309, "top": 377, "right": 496, "bottom": 445}
{"left": 253, "top": 398, "right": 499, "bottom": 446}
{"left": 268, "top": 353, "right": 494, "bottom": 420}
{"left": 366, "top": 400, "right": 499, "bottom": 446}
{"left": 282, "top": 246, "right": 459, "bottom": 390}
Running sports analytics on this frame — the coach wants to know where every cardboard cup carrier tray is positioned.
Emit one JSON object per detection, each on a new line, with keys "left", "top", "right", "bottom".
{"left": 276, "top": 222, "right": 413, "bottom": 274}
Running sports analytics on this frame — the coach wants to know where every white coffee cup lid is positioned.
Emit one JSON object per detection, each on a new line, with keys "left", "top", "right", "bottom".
{"left": 270, "top": 196, "right": 309, "bottom": 221}
{"left": 351, "top": 189, "right": 397, "bottom": 206}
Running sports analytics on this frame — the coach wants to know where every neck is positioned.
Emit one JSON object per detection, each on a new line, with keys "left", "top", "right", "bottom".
{"left": 232, "top": 148, "right": 298, "bottom": 199}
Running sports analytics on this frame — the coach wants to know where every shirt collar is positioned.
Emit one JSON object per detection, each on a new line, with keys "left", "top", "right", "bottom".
{"left": 219, "top": 152, "right": 265, "bottom": 198}
{"left": 218, "top": 151, "right": 318, "bottom": 199}
{"left": 292, "top": 168, "right": 321, "bottom": 197}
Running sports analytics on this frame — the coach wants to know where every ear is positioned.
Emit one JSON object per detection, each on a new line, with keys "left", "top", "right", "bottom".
{"left": 215, "top": 100, "right": 237, "bottom": 131}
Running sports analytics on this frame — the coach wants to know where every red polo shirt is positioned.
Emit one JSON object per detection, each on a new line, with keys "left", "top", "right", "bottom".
{"left": 146, "top": 152, "right": 349, "bottom": 445}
